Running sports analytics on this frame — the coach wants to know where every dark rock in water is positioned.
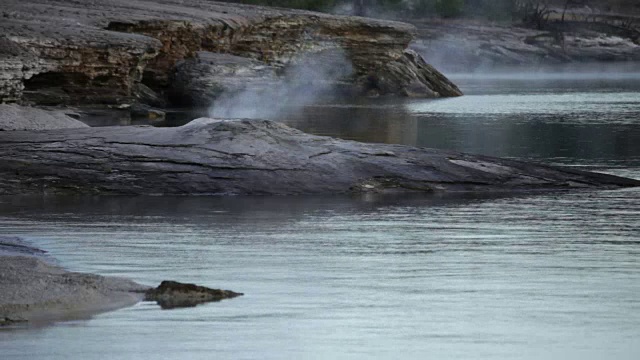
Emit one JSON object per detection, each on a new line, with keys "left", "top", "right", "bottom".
{"left": 129, "top": 103, "right": 166, "bottom": 122}
{"left": 144, "top": 280, "right": 243, "bottom": 309}
{"left": 0, "top": 118, "right": 638, "bottom": 196}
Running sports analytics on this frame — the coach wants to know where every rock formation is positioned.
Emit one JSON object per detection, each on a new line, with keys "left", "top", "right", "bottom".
{"left": 145, "top": 281, "right": 243, "bottom": 309}
{"left": 0, "top": 104, "right": 89, "bottom": 131}
{"left": 0, "top": 0, "right": 462, "bottom": 110}
{"left": 169, "top": 51, "right": 279, "bottom": 106}
{"left": 0, "top": 118, "right": 637, "bottom": 196}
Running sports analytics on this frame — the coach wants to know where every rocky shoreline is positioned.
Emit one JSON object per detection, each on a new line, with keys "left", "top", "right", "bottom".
{"left": 0, "top": 236, "right": 242, "bottom": 326}
{"left": 1, "top": 0, "right": 461, "bottom": 115}
{"left": 411, "top": 19, "right": 640, "bottom": 72}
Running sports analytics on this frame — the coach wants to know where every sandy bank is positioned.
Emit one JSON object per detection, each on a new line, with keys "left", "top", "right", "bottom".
{"left": 0, "top": 236, "right": 150, "bottom": 326}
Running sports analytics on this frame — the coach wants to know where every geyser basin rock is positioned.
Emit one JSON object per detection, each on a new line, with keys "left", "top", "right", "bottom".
{"left": 0, "top": 118, "right": 637, "bottom": 196}
{"left": 0, "top": 0, "right": 461, "bottom": 107}
{"left": 145, "top": 281, "right": 243, "bottom": 309}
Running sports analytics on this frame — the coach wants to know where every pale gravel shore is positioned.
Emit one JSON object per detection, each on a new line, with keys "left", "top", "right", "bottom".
{"left": 0, "top": 236, "right": 150, "bottom": 326}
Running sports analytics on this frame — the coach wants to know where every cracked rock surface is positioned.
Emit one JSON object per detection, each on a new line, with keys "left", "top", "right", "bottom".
{"left": 0, "top": 118, "right": 637, "bottom": 196}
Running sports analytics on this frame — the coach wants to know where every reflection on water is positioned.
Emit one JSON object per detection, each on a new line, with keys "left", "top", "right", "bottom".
{"left": 1, "top": 74, "right": 639, "bottom": 359}
{"left": 280, "top": 76, "right": 640, "bottom": 168}
{"left": 406, "top": 92, "right": 639, "bottom": 117}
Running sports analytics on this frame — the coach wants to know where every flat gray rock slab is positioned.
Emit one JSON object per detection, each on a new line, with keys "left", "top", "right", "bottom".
{"left": 0, "top": 118, "right": 637, "bottom": 196}
{"left": 0, "top": 104, "right": 88, "bottom": 131}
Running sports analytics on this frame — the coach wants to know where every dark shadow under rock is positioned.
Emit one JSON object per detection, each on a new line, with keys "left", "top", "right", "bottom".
{"left": 0, "top": 317, "right": 27, "bottom": 327}
{"left": 144, "top": 280, "right": 243, "bottom": 309}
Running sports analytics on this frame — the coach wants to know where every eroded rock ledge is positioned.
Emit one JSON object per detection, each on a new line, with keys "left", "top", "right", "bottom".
{"left": 0, "top": 0, "right": 462, "bottom": 108}
{"left": 0, "top": 118, "right": 637, "bottom": 196}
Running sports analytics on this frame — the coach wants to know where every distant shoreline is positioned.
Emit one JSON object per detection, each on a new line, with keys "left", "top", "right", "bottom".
{"left": 410, "top": 18, "right": 640, "bottom": 73}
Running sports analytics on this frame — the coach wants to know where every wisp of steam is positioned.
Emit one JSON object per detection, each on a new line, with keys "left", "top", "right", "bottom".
{"left": 208, "top": 47, "right": 353, "bottom": 120}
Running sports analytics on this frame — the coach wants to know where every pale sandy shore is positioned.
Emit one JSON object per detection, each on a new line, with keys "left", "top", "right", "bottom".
{"left": 0, "top": 236, "right": 150, "bottom": 326}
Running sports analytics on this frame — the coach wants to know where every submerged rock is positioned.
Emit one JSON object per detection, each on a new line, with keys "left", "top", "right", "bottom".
{"left": 144, "top": 281, "right": 243, "bottom": 309}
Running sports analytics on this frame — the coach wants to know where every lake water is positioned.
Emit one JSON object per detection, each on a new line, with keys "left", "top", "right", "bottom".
{"left": 1, "top": 73, "right": 639, "bottom": 360}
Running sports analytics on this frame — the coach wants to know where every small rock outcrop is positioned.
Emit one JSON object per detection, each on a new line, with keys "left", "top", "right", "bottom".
{"left": 0, "top": 118, "right": 637, "bottom": 196}
{"left": 144, "top": 280, "right": 243, "bottom": 309}
{"left": 0, "top": 0, "right": 461, "bottom": 109}
{"left": 369, "top": 49, "right": 463, "bottom": 97}
{"left": 0, "top": 104, "right": 89, "bottom": 131}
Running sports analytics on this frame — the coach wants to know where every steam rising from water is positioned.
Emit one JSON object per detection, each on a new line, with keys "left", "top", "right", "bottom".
{"left": 208, "top": 48, "right": 353, "bottom": 119}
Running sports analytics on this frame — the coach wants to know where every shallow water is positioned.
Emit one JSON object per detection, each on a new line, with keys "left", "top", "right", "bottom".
{"left": 1, "top": 74, "right": 639, "bottom": 360}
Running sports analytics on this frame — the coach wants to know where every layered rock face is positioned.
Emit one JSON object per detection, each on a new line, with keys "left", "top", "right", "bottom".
{"left": 0, "top": 0, "right": 461, "bottom": 108}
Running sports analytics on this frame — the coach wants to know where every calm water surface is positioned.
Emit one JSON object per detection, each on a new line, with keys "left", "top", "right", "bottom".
{"left": 1, "top": 74, "right": 639, "bottom": 360}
